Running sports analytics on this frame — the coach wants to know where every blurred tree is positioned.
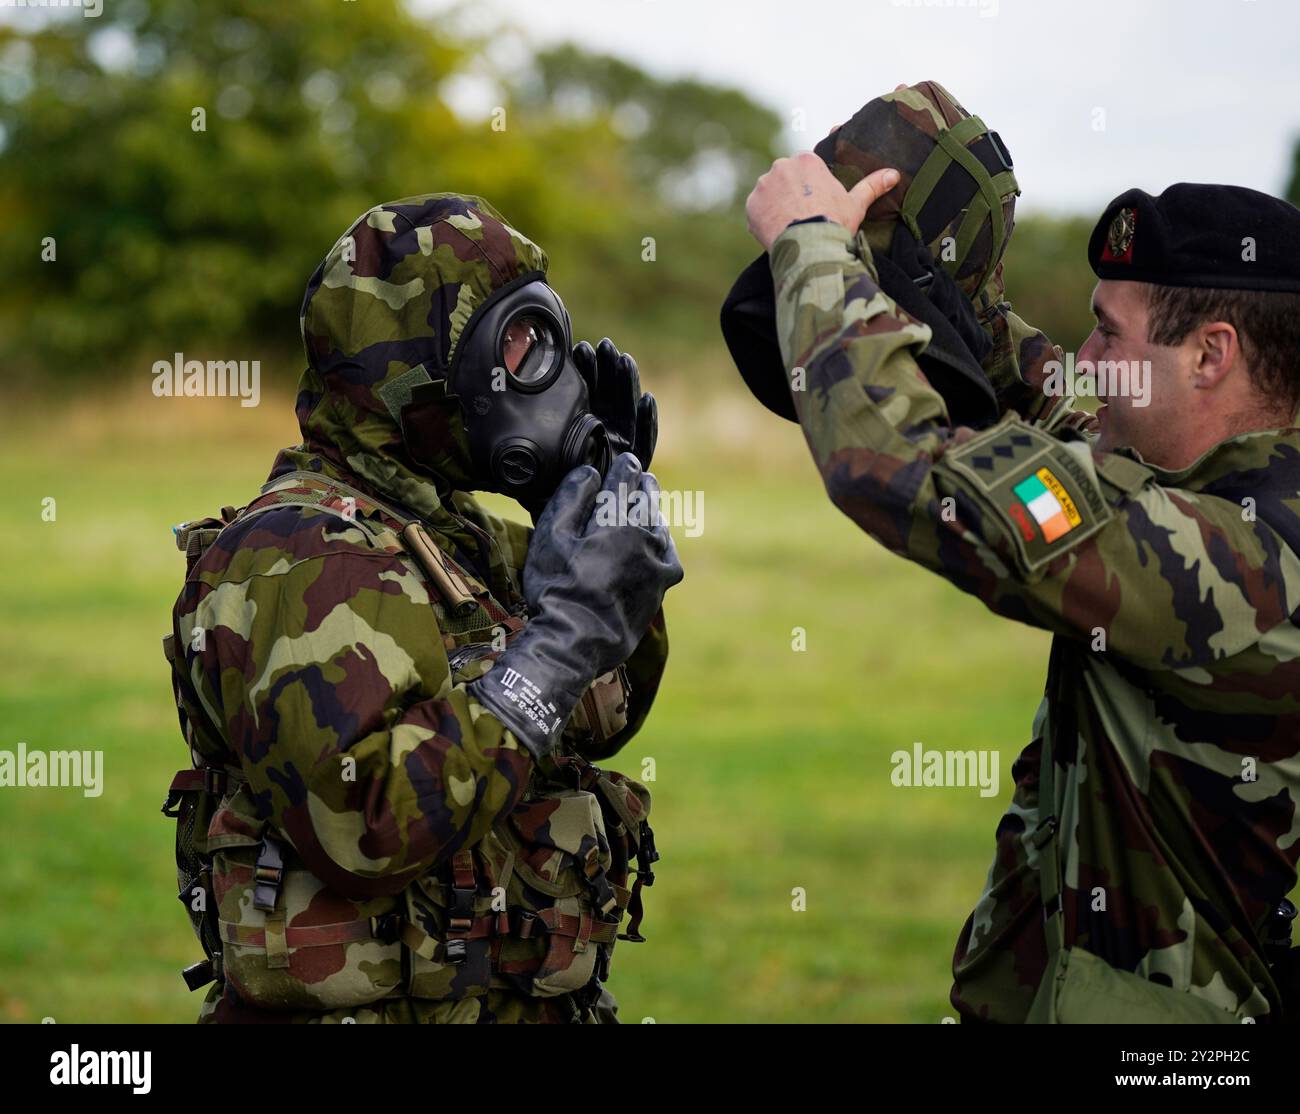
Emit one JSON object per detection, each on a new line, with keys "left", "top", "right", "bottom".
{"left": 0, "top": 0, "right": 1101, "bottom": 390}
{"left": 1002, "top": 215, "right": 1096, "bottom": 354}
{"left": 0, "top": 0, "right": 784, "bottom": 385}
{"left": 1, "top": 0, "right": 472, "bottom": 375}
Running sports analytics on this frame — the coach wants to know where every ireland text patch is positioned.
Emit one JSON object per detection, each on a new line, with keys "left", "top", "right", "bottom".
{"left": 940, "top": 417, "right": 1113, "bottom": 577}
{"left": 1012, "top": 468, "right": 1082, "bottom": 543}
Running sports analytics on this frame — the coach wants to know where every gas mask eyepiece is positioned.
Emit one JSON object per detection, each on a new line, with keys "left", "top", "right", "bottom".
{"left": 449, "top": 276, "right": 610, "bottom": 511}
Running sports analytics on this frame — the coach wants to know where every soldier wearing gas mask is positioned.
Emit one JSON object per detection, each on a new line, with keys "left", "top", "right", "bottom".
{"left": 163, "top": 193, "right": 682, "bottom": 1024}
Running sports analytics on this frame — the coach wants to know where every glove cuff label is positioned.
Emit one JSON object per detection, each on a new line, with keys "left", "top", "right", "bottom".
{"left": 493, "top": 666, "right": 563, "bottom": 740}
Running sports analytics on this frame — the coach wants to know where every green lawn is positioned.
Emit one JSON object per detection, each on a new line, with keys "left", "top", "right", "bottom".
{"left": 0, "top": 383, "right": 1052, "bottom": 1023}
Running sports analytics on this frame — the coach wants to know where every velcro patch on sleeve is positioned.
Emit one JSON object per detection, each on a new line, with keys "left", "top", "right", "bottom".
{"left": 939, "top": 417, "right": 1113, "bottom": 577}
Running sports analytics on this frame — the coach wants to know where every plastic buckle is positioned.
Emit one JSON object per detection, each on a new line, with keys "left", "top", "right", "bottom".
{"left": 989, "top": 130, "right": 1014, "bottom": 171}
{"left": 252, "top": 835, "right": 286, "bottom": 912}
{"left": 516, "top": 910, "right": 542, "bottom": 940}
{"left": 449, "top": 885, "right": 476, "bottom": 921}
{"left": 202, "top": 767, "right": 227, "bottom": 796}
{"left": 444, "top": 938, "right": 468, "bottom": 965}
{"left": 180, "top": 958, "right": 216, "bottom": 992}
{"left": 370, "top": 914, "right": 402, "bottom": 945}
{"left": 1030, "top": 816, "right": 1058, "bottom": 849}
{"left": 1265, "top": 898, "right": 1298, "bottom": 949}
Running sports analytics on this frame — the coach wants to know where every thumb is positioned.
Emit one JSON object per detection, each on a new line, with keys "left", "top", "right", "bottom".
{"left": 847, "top": 167, "right": 900, "bottom": 222}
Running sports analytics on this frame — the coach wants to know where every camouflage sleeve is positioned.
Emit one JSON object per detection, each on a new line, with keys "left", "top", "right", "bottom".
{"left": 179, "top": 507, "right": 534, "bottom": 900}
{"left": 770, "top": 220, "right": 1300, "bottom": 667}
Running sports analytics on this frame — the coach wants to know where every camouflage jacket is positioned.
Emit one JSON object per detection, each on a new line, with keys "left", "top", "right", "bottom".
{"left": 164, "top": 194, "right": 669, "bottom": 1023}
{"left": 769, "top": 218, "right": 1300, "bottom": 1023}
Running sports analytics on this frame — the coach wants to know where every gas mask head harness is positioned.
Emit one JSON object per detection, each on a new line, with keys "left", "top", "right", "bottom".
{"left": 447, "top": 271, "right": 611, "bottom": 512}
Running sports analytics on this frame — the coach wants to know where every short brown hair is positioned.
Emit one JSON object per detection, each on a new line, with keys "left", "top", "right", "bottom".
{"left": 1144, "top": 285, "right": 1300, "bottom": 413}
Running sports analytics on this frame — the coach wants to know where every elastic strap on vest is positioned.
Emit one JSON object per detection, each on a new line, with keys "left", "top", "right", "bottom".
{"left": 618, "top": 820, "right": 658, "bottom": 944}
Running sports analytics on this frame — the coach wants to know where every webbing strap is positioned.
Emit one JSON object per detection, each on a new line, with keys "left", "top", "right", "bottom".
{"left": 263, "top": 910, "right": 290, "bottom": 969}
{"left": 951, "top": 191, "right": 992, "bottom": 275}
{"left": 1095, "top": 452, "right": 1155, "bottom": 498}
{"left": 220, "top": 918, "right": 376, "bottom": 950}
{"left": 901, "top": 115, "right": 1016, "bottom": 293}
{"left": 901, "top": 117, "right": 991, "bottom": 229}
{"left": 399, "top": 913, "right": 508, "bottom": 962}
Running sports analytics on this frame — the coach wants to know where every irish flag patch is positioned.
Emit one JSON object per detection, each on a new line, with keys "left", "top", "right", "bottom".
{"left": 1011, "top": 467, "right": 1082, "bottom": 543}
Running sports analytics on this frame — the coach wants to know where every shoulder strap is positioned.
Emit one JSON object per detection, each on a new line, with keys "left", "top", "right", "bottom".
{"left": 1033, "top": 639, "right": 1068, "bottom": 962}
{"left": 1093, "top": 451, "right": 1155, "bottom": 500}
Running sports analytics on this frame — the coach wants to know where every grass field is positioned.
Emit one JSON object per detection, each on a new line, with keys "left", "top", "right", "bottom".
{"left": 0, "top": 379, "right": 1053, "bottom": 1023}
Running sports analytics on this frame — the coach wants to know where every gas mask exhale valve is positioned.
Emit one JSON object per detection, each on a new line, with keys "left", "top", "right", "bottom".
{"left": 449, "top": 275, "right": 611, "bottom": 512}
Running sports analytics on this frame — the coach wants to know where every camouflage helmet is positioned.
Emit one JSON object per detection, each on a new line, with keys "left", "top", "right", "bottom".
{"left": 721, "top": 81, "right": 1013, "bottom": 430}
{"left": 813, "top": 80, "right": 1020, "bottom": 303}
{"left": 296, "top": 193, "right": 548, "bottom": 516}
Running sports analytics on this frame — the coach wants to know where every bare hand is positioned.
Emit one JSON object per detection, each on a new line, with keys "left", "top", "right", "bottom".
{"left": 745, "top": 152, "right": 899, "bottom": 251}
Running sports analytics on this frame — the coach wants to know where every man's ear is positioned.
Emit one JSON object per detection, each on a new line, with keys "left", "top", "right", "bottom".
{"left": 1192, "top": 321, "right": 1240, "bottom": 391}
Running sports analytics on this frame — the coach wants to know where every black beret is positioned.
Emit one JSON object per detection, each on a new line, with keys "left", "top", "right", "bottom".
{"left": 1088, "top": 183, "right": 1300, "bottom": 293}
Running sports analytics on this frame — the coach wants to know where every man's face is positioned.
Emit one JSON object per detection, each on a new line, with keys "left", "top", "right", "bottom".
{"left": 1077, "top": 279, "right": 1197, "bottom": 464}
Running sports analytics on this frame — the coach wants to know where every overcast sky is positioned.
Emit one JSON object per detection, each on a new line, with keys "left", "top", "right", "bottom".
{"left": 417, "top": 0, "right": 1300, "bottom": 216}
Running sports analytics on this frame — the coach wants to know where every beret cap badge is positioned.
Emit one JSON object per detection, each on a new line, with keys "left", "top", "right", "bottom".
{"left": 1104, "top": 206, "right": 1137, "bottom": 263}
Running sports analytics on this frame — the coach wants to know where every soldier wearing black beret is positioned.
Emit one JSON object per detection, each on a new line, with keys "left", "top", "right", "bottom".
{"left": 731, "top": 77, "right": 1300, "bottom": 1025}
{"left": 1083, "top": 182, "right": 1300, "bottom": 461}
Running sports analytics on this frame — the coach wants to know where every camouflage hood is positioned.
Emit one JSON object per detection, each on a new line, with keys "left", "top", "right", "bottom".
{"left": 272, "top": 193, "right": 549, "bottom": 520}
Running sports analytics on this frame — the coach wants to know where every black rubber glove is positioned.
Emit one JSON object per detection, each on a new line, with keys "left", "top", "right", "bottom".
{"left": 572, "top": 338, "right": 659, "bottom": 470}
{"left": 468, "top": 452, "right": 683, "bottom": 758}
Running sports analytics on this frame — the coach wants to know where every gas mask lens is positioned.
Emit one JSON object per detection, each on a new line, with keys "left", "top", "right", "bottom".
{"left": 501, "top": 314, "right": 561, "bottom": 385}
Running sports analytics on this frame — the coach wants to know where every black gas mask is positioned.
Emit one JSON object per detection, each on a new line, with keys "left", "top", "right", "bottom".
{"left": 449, "top": 274, "right": 611, "bottom": 512}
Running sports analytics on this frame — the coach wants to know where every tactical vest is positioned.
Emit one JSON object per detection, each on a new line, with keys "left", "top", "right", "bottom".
{"left": 161, "top": 471, "right": 658, "bottom": 1019}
